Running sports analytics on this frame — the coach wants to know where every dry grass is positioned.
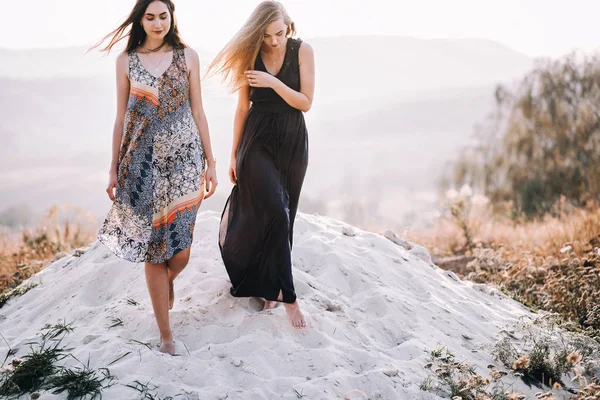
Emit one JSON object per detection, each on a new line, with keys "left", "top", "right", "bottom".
{"left": 407, "top": 197, "right": 600, "bottom": 340}
{"left": 0, "top": 205, "right": 97, "bottom": 293}
{"left": 407, "top": 197, "right": 600, "bottom": 259}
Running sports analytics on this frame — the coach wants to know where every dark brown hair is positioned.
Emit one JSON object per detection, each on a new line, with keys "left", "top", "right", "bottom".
{"left": 91, "top": 0, "right": 186, "bottom": 53}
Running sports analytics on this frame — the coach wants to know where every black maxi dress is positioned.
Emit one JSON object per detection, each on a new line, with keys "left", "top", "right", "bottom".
{"left": 219, "top": 38, "right": 308, "bottom": 304}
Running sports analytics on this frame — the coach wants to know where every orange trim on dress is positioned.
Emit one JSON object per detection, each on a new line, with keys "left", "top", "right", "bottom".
{"left": 152, "top": 192, "right": 205, "bottom": 229}
{"left": 130, "top": 87, "right": 159, "bottom": 107}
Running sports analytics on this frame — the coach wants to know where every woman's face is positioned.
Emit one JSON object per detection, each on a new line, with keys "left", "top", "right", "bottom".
{"left": 263, "top": 19, "right": 287, "bottom": 50}
{"left": 141, "top": 1, "right": 171, "bottom": 42}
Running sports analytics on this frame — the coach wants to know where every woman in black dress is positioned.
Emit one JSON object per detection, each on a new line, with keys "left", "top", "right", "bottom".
{"left": 208, "top": 1, "right": 314, "bottom": 328}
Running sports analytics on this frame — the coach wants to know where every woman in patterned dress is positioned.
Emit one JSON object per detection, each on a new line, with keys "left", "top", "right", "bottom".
{"left": 208, "top": 1, "right": 315, "bottom": 329}
{"left": 94, "top": 0, "right": 217, "bottom": 355}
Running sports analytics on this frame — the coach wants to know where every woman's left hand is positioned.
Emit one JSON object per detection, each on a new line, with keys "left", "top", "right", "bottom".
{"left": 245, "top": 70, "right": 279, "bottom": 88}
{"left": 204, "top": 164, "right": 218, "bottom": 199}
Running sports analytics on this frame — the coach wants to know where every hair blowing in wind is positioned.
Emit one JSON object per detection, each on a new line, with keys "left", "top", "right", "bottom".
{"left": 206, "top": 1, "right": 295, "bottom": 91}
{"left": 91, "top": 0, "right": 186, "bottom": 53}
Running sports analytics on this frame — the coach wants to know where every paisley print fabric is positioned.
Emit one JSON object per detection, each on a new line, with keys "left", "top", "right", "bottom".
{"left": 98, "top": 48, "right": 205, "bottom": 263}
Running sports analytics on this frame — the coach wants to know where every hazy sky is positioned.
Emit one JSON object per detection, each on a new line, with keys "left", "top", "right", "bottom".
{"left": 4, "top": 0, "right": 599, "bottom": 57}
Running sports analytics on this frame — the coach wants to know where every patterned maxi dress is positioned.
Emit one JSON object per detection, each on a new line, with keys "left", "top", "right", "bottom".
{"left": 98, "top": 48, "right": 205, "bottom": 264}
{"left": 219, "top": 38, "right": 308, "bottom": 304}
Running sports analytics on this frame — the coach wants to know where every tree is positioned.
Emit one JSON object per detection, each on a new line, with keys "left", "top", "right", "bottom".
{"left": 446, "top": 53, "right": 600, "bottom": 218}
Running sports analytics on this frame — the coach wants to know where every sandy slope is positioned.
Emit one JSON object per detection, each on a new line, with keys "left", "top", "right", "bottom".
{"left": 0, "top": 212, "right": 549, "bottom": 399}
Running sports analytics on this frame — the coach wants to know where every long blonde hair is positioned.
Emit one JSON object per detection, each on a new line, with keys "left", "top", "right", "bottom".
{"left": 207, "top": 1, "right": 295, "bottom": 91}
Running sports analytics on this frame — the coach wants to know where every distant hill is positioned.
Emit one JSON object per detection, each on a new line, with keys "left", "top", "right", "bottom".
{"left": 0, "top": 45, "right": 216, "bottom": 79}
{"left": 307, "top": 35, "right": 533, "bottom": 101}
{"left": 1, "top": 35, "right": 532, "bottom": 96}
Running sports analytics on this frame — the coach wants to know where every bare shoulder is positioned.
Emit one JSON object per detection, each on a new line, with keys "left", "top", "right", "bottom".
{"left": 299, "top": 41, "right": 314, "bottom": 64}
{"left": 184, "top": 47, "right": 200, "bottom": 63}
{"left": 116, "top": 51, "right": 129, "bottom": 74}
{"left": 184, "top": 47, "right": 200, "bottom": 74}
{"left": 116, "top": 51, "right": 129, "bottom": 64}
{"left": 299, "top": 41, "right": 313, "bottom": 53}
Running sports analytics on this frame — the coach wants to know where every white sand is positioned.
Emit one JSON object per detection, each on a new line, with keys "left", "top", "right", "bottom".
{"left": 0, "top": 211, "right": 560, "bottom": 399}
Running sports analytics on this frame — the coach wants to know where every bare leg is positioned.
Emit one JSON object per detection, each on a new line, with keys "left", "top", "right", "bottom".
{"left": 166, "top": 248, "right": 191, "bottom": 310}
{"left": 168, "top": 280, "right": 174, "bottom": 310}
{"left": 144, "top": 261, "right": 174, "bottom": 354}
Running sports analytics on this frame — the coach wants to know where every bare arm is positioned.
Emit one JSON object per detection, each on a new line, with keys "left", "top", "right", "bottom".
{"left": 186, "top": 47, "right": 218, "bottom": 198}
{"left": 106, "top": 52, "right": 130, "bottom": 201}
{"left": 246, "top": 42, "right": 315, "bottom": 112}
{"left": 232, "top": 85, "right": 250, "bottom": 157}
{"left": 111, "top": 52, "right": 130, "bottom": 172}
{"left": 229, "top": 85, "right": 251, "bottom": 184}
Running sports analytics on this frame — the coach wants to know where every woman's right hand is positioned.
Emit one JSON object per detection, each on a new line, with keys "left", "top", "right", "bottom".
{"left": 106, "top": 169, "right": 118, "bottom": 201}
{"left": 229, "top": 156, "right": 237, "bottom": 184}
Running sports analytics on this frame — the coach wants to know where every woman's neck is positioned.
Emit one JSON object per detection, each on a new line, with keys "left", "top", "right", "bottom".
{"left": 142, "top": 38, "right": 168, "bottom": 52}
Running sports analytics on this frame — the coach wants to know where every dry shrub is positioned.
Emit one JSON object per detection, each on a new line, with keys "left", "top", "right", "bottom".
{"left": 421, "top": 346, "right": 522, "bottom": 400}
{"left": 406, "top": 185, "right": 492, "bottom": 256}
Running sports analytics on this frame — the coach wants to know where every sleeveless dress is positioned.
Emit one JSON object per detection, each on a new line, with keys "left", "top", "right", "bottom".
{"left": 98, "top": 48, "right": 205, "bottom": 264}
{"left": 219, "top": 38, "right": 309, "bottom": 304}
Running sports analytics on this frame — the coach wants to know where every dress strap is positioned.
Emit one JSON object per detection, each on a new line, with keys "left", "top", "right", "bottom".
{"left": 127, "top": 50, "right": 136, "bottom": 79}
{"left": 289, "top": 38, "right": 302, "bottom": 63}
{"left": 174, "top": 48, "right": 188, "bottom": 74}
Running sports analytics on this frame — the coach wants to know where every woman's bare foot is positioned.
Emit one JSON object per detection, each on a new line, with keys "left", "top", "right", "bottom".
{"left": 264, "top": 300, "right": 279, "bottom": 310}
{"left": 158, "top": 332, "right": 175, "bottom": 355}
{"left": 284, "top": 301, "right": 306, "bottom": 329}
{"left": 168, "top": 280, "right": 174, "bottom": 310}
{"left": 158, "top": 339, "right": 175, "bottom": 355}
